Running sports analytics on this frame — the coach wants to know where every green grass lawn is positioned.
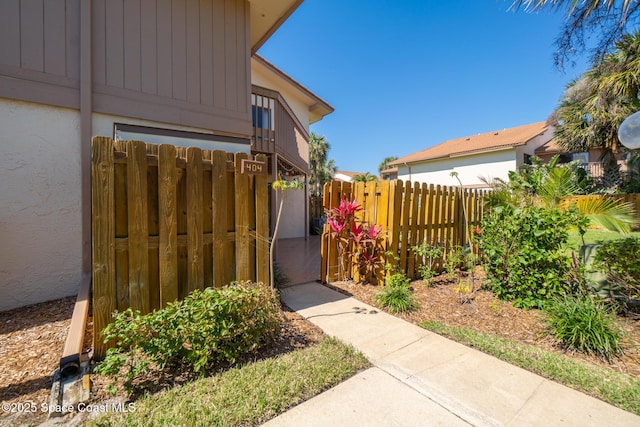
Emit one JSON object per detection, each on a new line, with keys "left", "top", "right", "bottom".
{"left": 91, "top": 337, "right": 369, "bottom": 427}
{"left": 421, "top": 321, "right": 640, "bottom": 415}
{"left": 566, "top": 229, "right": 640, "bottom": 253}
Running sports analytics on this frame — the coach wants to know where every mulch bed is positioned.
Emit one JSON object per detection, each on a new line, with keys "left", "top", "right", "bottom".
{"left": 327, "top": 266, "right": 640, "bottom": 378}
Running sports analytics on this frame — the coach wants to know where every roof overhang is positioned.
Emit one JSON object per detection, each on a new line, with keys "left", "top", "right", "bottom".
{"left": 393, "top": 145, "right": 518, "bottom": 167}
{"left": 250, "top": 0, "right": 304, "bottom": 54}
{"left": 252, "top": 55, "right": 334, "bottom": 123}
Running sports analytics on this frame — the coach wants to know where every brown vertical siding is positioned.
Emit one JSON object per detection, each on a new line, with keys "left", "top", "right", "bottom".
{"left": 0, "top": 0, "right": 252, "bottom": 137}
{"left": 0, "top": 1, "right": 21, "bottom": 67}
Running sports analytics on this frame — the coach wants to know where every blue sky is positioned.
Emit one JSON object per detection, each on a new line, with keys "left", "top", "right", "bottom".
{"left": 258, "top": 0, "right": 590, "bottom": 175}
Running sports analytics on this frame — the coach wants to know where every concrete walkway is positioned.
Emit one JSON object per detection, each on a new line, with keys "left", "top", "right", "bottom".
{"left": 265, "top": 282, "right": 640, "bottom": 427}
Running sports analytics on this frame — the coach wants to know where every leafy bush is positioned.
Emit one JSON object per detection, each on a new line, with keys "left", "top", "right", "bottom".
{"left": 544, "top": 296, "right": 626, "bottom": 361}
{"left": 376, "top": 272, "right": 418, "bottom": 313}
{"left": 479, "top": 205, "right": 579, "bottom": 309}
{"left": 95, "top": 282, "right": 281, "bottom": 394}
{"left": 412, "top": 242, "right": 443, "bottom": 284}
{"left": 593, "top": 237, "right": 640, "bottom": 303}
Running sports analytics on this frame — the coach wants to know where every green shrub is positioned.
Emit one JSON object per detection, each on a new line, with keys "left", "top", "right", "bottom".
{"left": 544, "top": 295, "right": 626, "bottom": 361}
{"left": 479, "top": 205, "right": 579, "bottom": 309}
{"left": 376, "top": 273, "right": 418, "bottom": 313}
{"left": 95, "top": 282, "right": 281, "bottom": 394}
{"left": 593, "top": 237, "right": 640, "bottom": 302}
{"left": 412, "top": 242, "right": 443, "bottom": 284}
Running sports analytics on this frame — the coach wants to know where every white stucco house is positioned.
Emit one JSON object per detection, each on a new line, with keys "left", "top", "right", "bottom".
{"left": 390, "top": 122, "right": 553, "bottom": 188}
{"left": 0, "top": 0, "right": 332, "bottom": 312}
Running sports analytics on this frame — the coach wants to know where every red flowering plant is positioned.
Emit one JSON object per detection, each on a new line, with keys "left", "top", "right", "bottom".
{"left": 326, "top": 198, "right": 385, "bottom": 282}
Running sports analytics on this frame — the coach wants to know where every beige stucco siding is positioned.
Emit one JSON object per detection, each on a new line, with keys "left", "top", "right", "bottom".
{"left": 397, "top": 149, "right": 517, "bottom": 187}
{"left": 0, "top": 99, "right": 83, "bottom": 311}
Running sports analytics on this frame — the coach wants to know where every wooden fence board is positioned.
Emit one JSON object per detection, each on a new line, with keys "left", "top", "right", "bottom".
{"left": 127, "top": 140, "right": 150, "bottom": 314}
{"left": 234, "top": 152, "right": 251, "bottom": 281}
{"left": 158, "top": 144, "right": 178, "bottom": 307}
{"left": 91, "top": 137, "right": 116, "bottom": 360}
{"left": 255, "top": 154, "right": 269, "bottom": 286}
{"left": 211, "top": 150, "right": 229, "bottom": 288}
{"left": 186, "top": 146, "right": 204, "bottom": 293}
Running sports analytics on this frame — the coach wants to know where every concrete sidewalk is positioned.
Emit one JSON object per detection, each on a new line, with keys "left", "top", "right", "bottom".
{"left": 265, "top": 282, "right": 640, "bottom": 427}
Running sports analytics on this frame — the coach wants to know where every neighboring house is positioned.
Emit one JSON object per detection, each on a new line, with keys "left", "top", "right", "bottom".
{"left": 390, "top": 122, "right": 553, "bottom": 188}
{"left": 534, "top": 139, "right": 627, "bottom": 179}
{"left": 0, "top": 0, "right": 332, "bottom": 311}
{"left": 380, "top": 166, "right": 398, "bottom": 180}
{"left": 334, "top": 171, "right": 378, "bottom": 182}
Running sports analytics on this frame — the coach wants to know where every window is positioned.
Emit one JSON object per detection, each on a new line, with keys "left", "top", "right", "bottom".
{"left": 251, "top": 94, "right": 275, "bottom": 131}
{"left": 113, "top": 123, "right": 251, "bottom": 154}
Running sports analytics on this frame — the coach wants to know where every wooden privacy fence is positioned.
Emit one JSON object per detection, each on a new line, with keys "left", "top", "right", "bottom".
{"left": 91, "top": 137, "right": 270, "bottom": 358}
{"left": 321, "top": 180, "right": 485, "bottom": 284}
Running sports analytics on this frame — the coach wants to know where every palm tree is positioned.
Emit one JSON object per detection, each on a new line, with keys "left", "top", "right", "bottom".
{"left": 309, "top": 133, "right": 336, "bottom": 196}
{"left": 551, "top": 31, "right": 640, "bottom": 186}
{"left": 351, "top": 173, "right": 377, "bottom": 182}
{"left": 511, "top": 0, "right": 640, "bottom": 68}
{"left": 483, "top": 158, "right": 637, "bottom": 234}
{"left": 378, "top": 156, "right": 398, "bottom": 176}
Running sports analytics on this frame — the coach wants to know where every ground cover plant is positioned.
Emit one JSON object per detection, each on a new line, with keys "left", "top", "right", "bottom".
{"left": 96, "top": 282, "right": 282, "bottom": 395}
{"left": 92, "top": 337, "right": 369, "bottom": 427}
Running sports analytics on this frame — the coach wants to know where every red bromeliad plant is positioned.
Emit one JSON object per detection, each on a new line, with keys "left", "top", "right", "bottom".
{"left": 326, "top": 198, "right": 385, "bottom": 282}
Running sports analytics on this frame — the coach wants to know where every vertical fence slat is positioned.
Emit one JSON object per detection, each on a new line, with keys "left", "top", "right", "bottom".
{"left": 211, "top": 150, "right": 229, "bottom": 287}
{"left": 92, "top": 136, "right": 116, "bottom": 360}
{"left": 202, "top": 150, "right": 214, "bottom": 289}
{"left": 127, "top": 140, "right": 150, "bottom": 314}
{"left": 255, "top": 154, "right": 270, "bottom": 285}
{"left": 158, "top": 144, "right": 178, "bottom": 307}
{"left": 235, "top": 152, "right": 251, "bottom": 281}
{"left": 399, "top": 181, "right": 412, "bottom": 273}
{"left": 114, "top": 148, "right": 129, "bottom": 311}
{"left": 387, "top": 180, "right": 403, "bottom": 278}
{"left": 186, "top": 147, "right": 204, "bottom": 293}
{"left": 407, "top": 182, "right": 420, "bottom": 278}
{"left": 375, "top": 180, "right": 390, "bottom": 283}
{"left": 326, "top": 180, "right": 341, "bottom": 281}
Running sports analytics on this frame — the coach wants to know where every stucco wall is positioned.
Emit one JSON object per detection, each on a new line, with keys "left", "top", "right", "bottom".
{"left": 276, "top": 188, "right": 306, "bottom": 239}
{"left": 397, "top": 149, "right": 517, "bottom": 187}
{"left": 0, "top": 99, "right": 83, "bottom": 311}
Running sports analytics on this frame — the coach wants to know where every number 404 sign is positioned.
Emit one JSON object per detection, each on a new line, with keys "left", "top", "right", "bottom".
{"left": 241, "top": 159, "right": 266, "bottom": 175}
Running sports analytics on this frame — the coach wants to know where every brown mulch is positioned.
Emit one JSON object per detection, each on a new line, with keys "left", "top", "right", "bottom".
{"left": 0, "top": 298, "right": 324, "bottom": 426}
{"left": 327, "top": 266, "right": 640, "bottom": 378}
{"left": 0, "top": 297, "right": 76, "bottom": 426}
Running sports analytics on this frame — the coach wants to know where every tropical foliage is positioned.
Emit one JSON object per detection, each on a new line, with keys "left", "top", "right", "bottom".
{"left": 378, "top": 156, "right": 398, "bottom": 175}
{"left": 351, "top": 173, "right": 378, "bottom": 182}
{"left": 511, "top": 0, "right": 640, "bottom": 69}
{"left": 550, "top": 31, "right": 640, "bottom": 188}
{"left": 309, "top": 133, "right": 337, "bottom": 197}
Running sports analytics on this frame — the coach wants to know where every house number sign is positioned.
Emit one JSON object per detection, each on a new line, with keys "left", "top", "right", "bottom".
{"left": 241, "top": 159, "right": 266, "bottom": 175}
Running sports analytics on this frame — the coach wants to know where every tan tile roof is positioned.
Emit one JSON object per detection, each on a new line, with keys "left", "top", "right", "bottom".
{"left": 390, "top": 122, "right": 549, "bottom": 165}
{"left": 534, "top": 138, "right": 563, "bottom": 155}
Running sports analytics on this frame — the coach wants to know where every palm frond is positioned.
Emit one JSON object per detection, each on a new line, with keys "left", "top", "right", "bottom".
{"left": 560, "top": 196, "right": 637, "bottom": 233}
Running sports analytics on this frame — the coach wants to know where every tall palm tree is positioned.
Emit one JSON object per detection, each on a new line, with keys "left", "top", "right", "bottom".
{"left": 551, "top": 31, "right": 640, "bottom": 185}
{"left": 309, "top": 133, "right": 336, "bottom": 196}
{"left": 378, "top": 156, "right": 398, "bottom": 176}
